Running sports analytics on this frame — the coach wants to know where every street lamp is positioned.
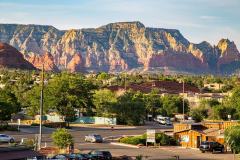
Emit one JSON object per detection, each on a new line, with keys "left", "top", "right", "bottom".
{"left": 38, "top": 63, "right": 44, "bottom": 150}
{"left": 182, "top": 79, "right": 185, "bottom": 121}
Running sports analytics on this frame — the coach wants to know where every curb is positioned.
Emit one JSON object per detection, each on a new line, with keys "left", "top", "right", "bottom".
{"left": 110, "top": 142, "right": 140, "bottom": 148}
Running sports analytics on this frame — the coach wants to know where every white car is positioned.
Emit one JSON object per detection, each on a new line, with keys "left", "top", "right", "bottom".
{"left": 154, "top": 116, "right": 172, "bottom": 125}
{"left": 0, "top": 134, "right": 15, "bottom": 143}
{"left": 85, "top": 134, "right": 103, "bottom": 143}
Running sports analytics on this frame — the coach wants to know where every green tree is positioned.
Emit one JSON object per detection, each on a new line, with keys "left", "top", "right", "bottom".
{"left": 97, "top": 72, "right": 110, "bottom": 80}
{"left": 189, "top": 107, "right": 208, "bottom": 122}
{"left": 159, "top": 95, "right": 188, "bottom": 117}
{"left": 212, "top": 105, "right": 237, "bottom": 120}
{"left": 144, "top": 89, "right": 161, "bottom": 117}
{"left": 26, "top": 73, "right": 96, "bottom": 121}
{"left": 93, "top": 89, "right": 117, "bottom": 117}
{"left": 225, "top": 125, "right": 240, "bottom": 153}
{"left": 51, "top": 128, "right": 73, "bottom": 149}
{"left": 0, "top": 89, "right": 20, "bottom": 121}
{"left": 114, "top": 91, "right": 145, "bottom": 125}
{"left": 228, "top": 87, "right": 240, "bottom": 112}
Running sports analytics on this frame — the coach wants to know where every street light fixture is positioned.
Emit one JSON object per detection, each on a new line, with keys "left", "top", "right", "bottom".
{"left": 182, "top": 79, "right": 185, "bottom": 121}
{"left": 38, "top": 63, "right": 44, "bottom": 150}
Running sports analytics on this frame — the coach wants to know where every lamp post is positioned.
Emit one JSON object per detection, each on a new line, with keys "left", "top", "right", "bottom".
{"left": 182, "top": 79, "right": 185, "bottom": 121}
{"left": 38, "top": 63, "right": 44, "bottom": 150}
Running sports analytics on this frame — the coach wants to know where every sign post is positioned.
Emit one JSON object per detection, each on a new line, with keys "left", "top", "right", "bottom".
{"left": 146, "top": 129, "right": 156, "bottom": 147}
{"left": 17, "top": 119, "right": 21, "bottom": 131}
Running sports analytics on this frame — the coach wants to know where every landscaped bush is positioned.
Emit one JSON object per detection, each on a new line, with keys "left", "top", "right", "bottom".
{"left": 43, "top": 122, "right": 66, "bottom": 128}
{"left": 0, "top": 124, "right": 18, "bottom": 131}
{"left": 119, "top": 133, "right": 178, "bottom": 146}
{"left": 119, "top": 135, "right": 145, "bottom": 145}
{"left": 21, "top": 139, "right": 35, "bottom": 149}
{"left": 30, "top": 123, "right": 39, "bottom": 126}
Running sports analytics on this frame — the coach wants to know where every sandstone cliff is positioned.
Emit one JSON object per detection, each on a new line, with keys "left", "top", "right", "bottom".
{"left": 0, "top": 22, "right": 239, "bottom": 74}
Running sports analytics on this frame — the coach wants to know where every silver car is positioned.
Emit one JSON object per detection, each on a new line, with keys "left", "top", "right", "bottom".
{"left": 0, "top": 134, "right": 14, "bottom": 143}
{"left": 85, "top": 134, "right": 103, "bottom": 143}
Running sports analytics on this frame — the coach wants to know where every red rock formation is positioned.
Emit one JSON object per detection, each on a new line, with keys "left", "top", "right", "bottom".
{"left": 146, "top": 51, "right": 209, "bottom": 73}
{"left": 67, "top": 53, "right": 84, "bottom": 72}
{"left": 27, "top": 52, "right": 59, "bottom": 71}
{"left": 217, "top": 39, "right": 240, "bottom": 67}
{"left": 0, "top": 42, "right": 35, "bottom": 70}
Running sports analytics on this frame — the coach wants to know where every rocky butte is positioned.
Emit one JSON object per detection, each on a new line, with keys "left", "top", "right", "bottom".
{"left": 0, "top": 42, "right": 35, "bottom": 70}
{"left": 0, "top": 21, "right": 239, "bottom": 74}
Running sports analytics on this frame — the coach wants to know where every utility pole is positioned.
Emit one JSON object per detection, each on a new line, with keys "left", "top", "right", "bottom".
{"left": 38, "top": 63, "right": 44, "bottom": 150}
{"left": 182, "top": 79, "right": 185, "bottom": 121}
{"left": 124, "top": 72, "right": 127, "bottom": 90}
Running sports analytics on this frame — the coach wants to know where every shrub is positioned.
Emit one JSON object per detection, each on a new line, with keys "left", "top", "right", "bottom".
{"left": 31, "top": 123, "right": 39, "bottom": 126}
{"left": 119, "top": 133, "right": 178, "bottom": 146}
{"left": 43, "top": 122, "right": 66, "bottom": 128}
{"left": 119, "top": 136, "right": 145, "bottom": 145}
{"left": 0, "top": 124, "right": 18, "bottom": 131}
{"left": 51, "top": 128, "right": 73, "bottom": 149}
{"left": 21, "top": 139, "right": 35, "bottom": 149}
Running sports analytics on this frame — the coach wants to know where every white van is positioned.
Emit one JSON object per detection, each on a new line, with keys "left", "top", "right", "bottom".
{"left": 154, "top": 115, "right": 172, "bottom": 125}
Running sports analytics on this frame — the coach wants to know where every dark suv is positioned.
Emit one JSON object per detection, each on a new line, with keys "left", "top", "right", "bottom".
{"left": 199, "top": 141, "right": 224, "bottom": 153}
{"left": 88, "top": 151, "right": 112, "bottom": 160}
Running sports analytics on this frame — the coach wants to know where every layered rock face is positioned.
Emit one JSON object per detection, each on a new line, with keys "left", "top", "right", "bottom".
{"left": 26, "top": 52, "right": 59, "bottom": 72}
{"left": 0, "top": 22, "right": 239, "bottom": 74}
{"left": 0, "top": 42, "right": 36, "bottom": 70}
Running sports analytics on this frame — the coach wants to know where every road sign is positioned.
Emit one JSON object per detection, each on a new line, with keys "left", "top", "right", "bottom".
{"left": 17, "top": 119, "right": 21, "bottom": 131}
{"left": 146, "top": 129, "right": 156, "bottom": 144}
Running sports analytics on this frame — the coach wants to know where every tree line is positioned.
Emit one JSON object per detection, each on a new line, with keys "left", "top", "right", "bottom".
{"left": 0, "top": 69, "right": 240, "bottom": 125}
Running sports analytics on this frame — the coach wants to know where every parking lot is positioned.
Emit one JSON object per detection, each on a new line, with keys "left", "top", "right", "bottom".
{"left": 0, "top": 124, "right": 235, "bottom": 160}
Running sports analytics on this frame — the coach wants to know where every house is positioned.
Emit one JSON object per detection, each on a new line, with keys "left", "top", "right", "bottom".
{"left": 204, "top": 83, "right": 225, "bottom": 90}
{"left": 107, "top": 80, "right": 200, "bottom": 95}
{"left": 174, "top": 121, "right": 239, "bottom": 148}
{"left": 180, "top": 92, "right": 227, "bottom": 108}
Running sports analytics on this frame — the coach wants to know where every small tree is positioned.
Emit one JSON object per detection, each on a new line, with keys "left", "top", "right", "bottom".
{"left": 225, "top": 125, "right": 240, "bottom": 154}
{"left": 51, "top": 128, "right": 73, "bottom": 149}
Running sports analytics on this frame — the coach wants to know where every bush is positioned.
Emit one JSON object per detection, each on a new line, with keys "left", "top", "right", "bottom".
{"left": 21, "top": 139, "right": 35, "bottom": 149}
{"left": 119, "top": 133, "right": 178, "bottom": 146}
{"left": 43, "top": 122, "right": 66, "bottom": 128}
{"left": 31, "top": 123, "right": 39, "bottom": 126}
{"left": 119, "top": 136, "right": 145, "bottom": 145}
{"left": 51, "top": 128, "right": 73, "bottom": 149}
{"left": 0, "top": 124, "right": 18, "bottom": 131}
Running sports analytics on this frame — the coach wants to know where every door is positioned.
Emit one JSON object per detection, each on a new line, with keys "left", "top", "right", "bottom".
{"left": 197, "top": 136, "right": 201, "bottom": 148}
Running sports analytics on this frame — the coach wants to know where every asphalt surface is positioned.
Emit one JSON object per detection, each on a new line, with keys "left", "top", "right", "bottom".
{"left": 1, "top": 124, "right": 234, "bottom": 160}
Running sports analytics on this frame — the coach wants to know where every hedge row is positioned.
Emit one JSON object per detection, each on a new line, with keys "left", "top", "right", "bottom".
{"left": 31, "top": 122, "right": 66, "bottom": 128}
{"left": 119, "top": 133, "right": 178, "bottom": 146}
{"left": 0, "top": 124, "right": 18, "bottom": 131}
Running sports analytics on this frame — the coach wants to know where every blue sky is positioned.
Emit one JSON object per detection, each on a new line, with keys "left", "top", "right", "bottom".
{"left": 0, "top": 0, "right": 239, "bottom": 48}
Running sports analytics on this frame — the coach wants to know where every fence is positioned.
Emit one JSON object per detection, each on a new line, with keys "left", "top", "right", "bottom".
{"left": 74, "top": 116, "right": 117, "bottom": 125}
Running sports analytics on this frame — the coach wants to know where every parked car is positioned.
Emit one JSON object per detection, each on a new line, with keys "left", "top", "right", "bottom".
{"left": 154, "top": 115, "right": 172, "bottom": 125}
{"left": 52, "top": 154, "right": 69, "bottom": 160}
{"left": 0, "top": 134, "right": 14, "bottom": 143}
{"left": 88, "top": 150, "right": 112, "bottom": 160}
{"left": 85, "top": 134, "right": 103, "bottom": 143}
{"left": 52, "top": 154, "right": 88, "bottom": 160}
{"left": 69, "top": 153, "right": 89, "bottom": 160}
{"left": 199, "top": 141, "right": 224, "bottom": 153}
